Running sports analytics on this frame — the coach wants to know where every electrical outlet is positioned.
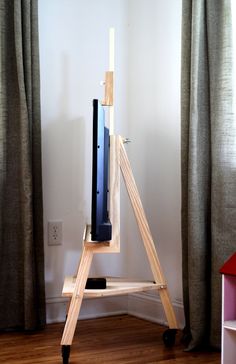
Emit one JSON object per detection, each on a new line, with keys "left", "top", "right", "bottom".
{"left": 48, "top": 221, "right": 62, "bottom": 246}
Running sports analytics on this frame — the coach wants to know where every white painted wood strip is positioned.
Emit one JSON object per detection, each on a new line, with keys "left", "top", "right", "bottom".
{"left": 109, "top": 27, "right": 115, "bottom": 134}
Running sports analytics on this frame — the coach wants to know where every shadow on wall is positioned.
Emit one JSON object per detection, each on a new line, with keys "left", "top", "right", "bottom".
{"left": 42, "top": 115, "right": 86, "bottom": 219}
{"left": 145, "top": 124, "right": 181, "bottom": 296}
{"left": 123, "top": 119, "right": 181, "bottom": 283}
{"left": 43, "top": 53, "right": 89, "bottom": 298}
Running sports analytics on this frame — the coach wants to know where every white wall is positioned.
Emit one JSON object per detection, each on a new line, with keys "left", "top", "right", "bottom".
{"left": 126, "top": 0, "right": 182, "bottom": 301}
{"left": 39, "top": 0, "right": 183, "bottom": 325}
{"left": 39, "top": 0, "right": 130, "bottom": 321}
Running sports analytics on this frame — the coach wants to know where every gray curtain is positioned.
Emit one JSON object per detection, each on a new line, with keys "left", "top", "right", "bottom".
{"left": 181, "top": 0, "right": 236, "bottom": 350}
{"left": 0, "top": 0, "right": 46, "bottom": 329}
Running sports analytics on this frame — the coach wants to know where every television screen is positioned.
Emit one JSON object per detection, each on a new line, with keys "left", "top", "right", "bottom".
{"left": 91, "top": 99, "right": 112, "bottom": 241}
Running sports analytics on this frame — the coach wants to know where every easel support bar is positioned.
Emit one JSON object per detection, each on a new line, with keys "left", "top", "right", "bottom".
{"left": 61, "top": 247, "right": 93, "bottom": 345}
{"left": 119, "top": 141, "right": 165, "bottom": 284}
{"left": 120, "top": 140, "right": 178, "bottom": 329}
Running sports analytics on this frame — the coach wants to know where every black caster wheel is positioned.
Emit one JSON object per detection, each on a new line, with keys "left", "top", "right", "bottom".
{"left": 62, "top": 345, "right": 70, "bottom": 364}
{"left": 162, "top": 328, "right": 177, "bottom": 347}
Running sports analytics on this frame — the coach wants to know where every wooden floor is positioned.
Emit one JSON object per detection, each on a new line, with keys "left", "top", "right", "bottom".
{"left": 0, "top": 315, "right": 220, "bottom": 364}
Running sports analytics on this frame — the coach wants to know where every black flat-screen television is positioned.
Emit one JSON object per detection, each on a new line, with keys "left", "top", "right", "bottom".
{"left": 91, "top": 99, "right": 112, "bottom": 242}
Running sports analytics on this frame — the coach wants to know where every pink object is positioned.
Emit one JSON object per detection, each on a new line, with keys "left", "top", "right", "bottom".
{"left": 220, "top": 253, "right": 236, "bottom": 364}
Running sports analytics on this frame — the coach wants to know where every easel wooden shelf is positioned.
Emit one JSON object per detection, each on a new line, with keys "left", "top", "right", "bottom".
{"left": 62, "top": 275, "right": 165, "bottom": 299}
{"left": 60, "top": 28, "right": 178, "bottom": 364}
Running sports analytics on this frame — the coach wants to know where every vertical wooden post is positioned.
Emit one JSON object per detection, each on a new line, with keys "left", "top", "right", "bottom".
{"left": 109, "top": 28, "right": 115, "bottom": 135}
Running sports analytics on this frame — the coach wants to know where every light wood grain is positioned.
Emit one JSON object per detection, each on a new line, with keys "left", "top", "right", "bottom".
{"left": 102, "top": 71, "right": 113, "bottom": 106}
{"left": 83, "top": 225, "right": 110, "bottom": 248}
{"left": 119, "top": 140, "right": 165, "bottom": 284}
{"left": 61, "top": 136, "right": 178, "bottom": 349}
{"left": 0, "top": 315, "right": 220, "bottom": 364}
{"left": 62, "top": 276, "right": 165, "bottom": 298}
{"left": 61, "top": 247, "right": 93, "bottom": 345}
{"left": 120, "top": 140, "right": 178, "bottom": 329}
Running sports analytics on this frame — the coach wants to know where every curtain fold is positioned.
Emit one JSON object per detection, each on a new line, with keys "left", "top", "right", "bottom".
{"left": 181, "top": 0, "right": 236, "bottom": 350}
{"left": 0, "top": 0, "right": 46, "bottom": 330}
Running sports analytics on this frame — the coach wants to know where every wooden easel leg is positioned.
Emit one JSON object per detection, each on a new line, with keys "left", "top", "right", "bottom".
{"left": 120, "top": 140, "right": 178, "bottom": 329}
{"left": 159, "top": 288, "right": 178, "bottom": 328}
{"left": 61, "top": 247, "right": 93, "bottom": 346}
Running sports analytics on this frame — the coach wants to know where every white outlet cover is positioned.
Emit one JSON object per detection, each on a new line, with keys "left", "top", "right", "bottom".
{"left": 48, "top": 221, "right": 63, "bottom": 246}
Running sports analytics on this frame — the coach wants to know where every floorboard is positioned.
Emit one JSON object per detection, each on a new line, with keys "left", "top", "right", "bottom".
{"left": 0, "top": 315, "right": 220, "bottom": 364}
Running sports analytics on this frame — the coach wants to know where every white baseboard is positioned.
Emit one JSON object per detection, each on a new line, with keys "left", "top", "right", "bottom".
{"left": 128, "top": 292, "right": 185, "bottom": 329}
{"left": 46, "top": 292, "right": 184, "bottom": 329}
{"left": 46, "top": 295, "right": 128, "bottom": 324}
{"left": 46, "top": 296, "right": 68, "bottom": 324}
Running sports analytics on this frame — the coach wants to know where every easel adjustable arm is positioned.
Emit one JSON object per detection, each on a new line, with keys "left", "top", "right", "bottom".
{"left": 102, "top": 71, "right": 113, "bottom": 106}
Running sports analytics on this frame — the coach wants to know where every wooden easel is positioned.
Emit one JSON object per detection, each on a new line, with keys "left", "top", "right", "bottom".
{"left": 60, "top": 29, "right": 178, "bottom": 364}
